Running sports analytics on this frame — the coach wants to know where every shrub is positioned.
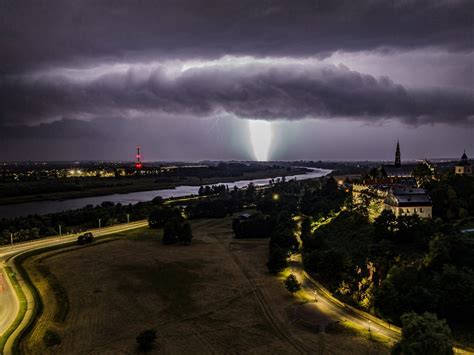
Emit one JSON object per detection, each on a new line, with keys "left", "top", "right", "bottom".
{"left": 43, "top": 329, "right": 61, "bottom": 347}
{"left": 136, "top": 329, "right": 157, "bottom": 352}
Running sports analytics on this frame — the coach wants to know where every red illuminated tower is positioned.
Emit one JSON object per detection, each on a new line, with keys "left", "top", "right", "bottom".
{"left": 135, "top": 146, "right": 143, "bottom": 170}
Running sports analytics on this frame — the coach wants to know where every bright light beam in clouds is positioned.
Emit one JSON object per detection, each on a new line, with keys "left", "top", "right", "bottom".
{"left": 249, "top": 120, "right": 272, "bottom": 161}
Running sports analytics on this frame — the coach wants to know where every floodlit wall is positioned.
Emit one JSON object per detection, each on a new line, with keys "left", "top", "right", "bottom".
{"left": 384, "top": 204, "right": 432, "bottom": 218}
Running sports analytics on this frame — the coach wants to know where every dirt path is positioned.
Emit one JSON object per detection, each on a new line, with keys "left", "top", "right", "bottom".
{"left": 226, "top": 240, "right": 309, "bottom": 353}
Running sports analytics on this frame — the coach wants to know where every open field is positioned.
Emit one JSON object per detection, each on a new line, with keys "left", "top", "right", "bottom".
{"left": 19, "top": 217, "right": 389, "bottom": 354}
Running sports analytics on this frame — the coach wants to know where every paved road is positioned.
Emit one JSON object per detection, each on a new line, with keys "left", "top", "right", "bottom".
{"left": 289, "top": 217, "right": 473, "bottom": 354}
{"left": 288, "top": 254, "right": 473, "bottom": 354}
{"left": 0, "top": 220, "right": 148, "bottom": 354}
{"left": 1, "top": 218, "right": 472, "bottom": 354}
{"left": 288, "top": 254, "right": 400, "bottom": 340}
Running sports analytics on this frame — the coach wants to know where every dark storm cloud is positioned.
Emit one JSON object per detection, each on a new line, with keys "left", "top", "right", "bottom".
{"left": 1, "top": 0, "right": 473, "bottom": 75}
{"left": 0, "top": 116, "right": 254, "bottom": 161}
{"left": 1, "top": 63, "right": 473, "bottom": 126}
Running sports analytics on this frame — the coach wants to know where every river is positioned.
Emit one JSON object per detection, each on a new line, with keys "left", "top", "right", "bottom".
{"left": 0, "top": 168, "right": 331, "bottom": 219}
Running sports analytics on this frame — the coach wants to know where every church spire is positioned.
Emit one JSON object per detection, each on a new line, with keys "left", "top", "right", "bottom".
{"left": 395, "top": 140, "right": 401, "bottom": 167}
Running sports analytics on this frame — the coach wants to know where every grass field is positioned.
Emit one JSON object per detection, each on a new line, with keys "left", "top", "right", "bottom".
{"left": 19, "top": 217, "right": 389, "bottom": 354}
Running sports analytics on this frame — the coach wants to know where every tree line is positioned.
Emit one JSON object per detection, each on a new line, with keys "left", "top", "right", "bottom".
{"left": 0, "top": 199, "right": 161, "bottom": 245}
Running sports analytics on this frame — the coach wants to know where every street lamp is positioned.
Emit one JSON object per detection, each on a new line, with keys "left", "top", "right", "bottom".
{"left": 98, "top": 218, "right": 101, "bottom": 229}
{"left": 127, "top": 214, "right": 130, "bottom": 224}
{"left": 368, "top": 320, "right": 372, "bottom": 332}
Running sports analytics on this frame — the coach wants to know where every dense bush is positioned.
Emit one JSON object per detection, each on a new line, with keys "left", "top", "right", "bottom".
{"left": 148, "top": 205, "right": 183, "bottom": 229}
{"left": 136, "top": 329, "right": 157, "bottom": 352}
{"left": 426, "top": 173, "right": 474, "bottom": 221}
{"left": 185, "top": 199, "right": 229, "bottom": 219}
{"left": 302, "top": 209, "right": 474, "bottom": 327}
{"left": 393, "top": 312, "right": 453, "bottom": 355}
{"left": 232, "top": 214, "right": 271, "bottom": 239}
{"left": 43, "top": 329, "right": 61, "bottom": 348}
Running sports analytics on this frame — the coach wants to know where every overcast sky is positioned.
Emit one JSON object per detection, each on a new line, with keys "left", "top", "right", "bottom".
{"left": 1, "top": 0, "right": 473, "bottom": 161}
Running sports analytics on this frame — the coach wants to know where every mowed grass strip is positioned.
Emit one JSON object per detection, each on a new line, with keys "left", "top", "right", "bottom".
{"left": 0, "top": 266, "right": 28, "bottom": 354}
{"left": 7, "top": 233, "right": 130, "bottom": 353}
{"left": 35, "top": 265, "right": 69, "bottom": 323}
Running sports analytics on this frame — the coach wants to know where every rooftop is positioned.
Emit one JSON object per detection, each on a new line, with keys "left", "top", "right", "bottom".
{"left": 385, "top": 187, "right": 432, "bottom": 207}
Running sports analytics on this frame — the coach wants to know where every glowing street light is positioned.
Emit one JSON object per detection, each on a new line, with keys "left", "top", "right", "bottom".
{"left": 273, "top": 193, "right": 280, "bottom": 201}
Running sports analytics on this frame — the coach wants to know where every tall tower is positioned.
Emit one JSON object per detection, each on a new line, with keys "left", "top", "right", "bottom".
{"left": 135, "top": 146, "right": 143, "bottom": 170}
{"left": 395, "top": 140, "right": 401, "bottom": 167}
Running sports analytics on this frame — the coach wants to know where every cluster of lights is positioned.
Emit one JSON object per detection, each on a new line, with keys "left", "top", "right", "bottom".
{"left": 68, "top": 169, "right": 83, "bottom": 176}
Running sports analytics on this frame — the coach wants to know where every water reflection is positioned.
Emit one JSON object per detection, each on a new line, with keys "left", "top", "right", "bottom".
{"left": 0, "top": 168, "right": 330, "bottom": 219}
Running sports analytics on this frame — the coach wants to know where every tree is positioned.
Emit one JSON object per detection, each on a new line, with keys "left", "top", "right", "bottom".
{"left": 136, "top": 329, "right": 157, "bottom": 352}
{"left": 373, "top": 210, "right": 397, "bottom": 240}
{"left": 266, "top": 246, "right": 287, "bottom": 274}
{"left": 393, "top": 312, "right": 452, "bottom": 355}
{"left": 424, "top": 233, "right": 451, "bottom": 270}
{"left": 232, "top": 214, "right": 271, "bottom": 239}
{"left": 300, "top": 217, "right": 312, "bottom": 241}
{"left": 284, "top": 274, "right": 301, "bottom": 295}
{"left": 162, "top": 222, "right": 178, "bottom": 244}
{"left": 148, "top": 206, "right": 182, "bottom": 229}
{"left": 178, "top": 222, "right": 193, "bottom": 244}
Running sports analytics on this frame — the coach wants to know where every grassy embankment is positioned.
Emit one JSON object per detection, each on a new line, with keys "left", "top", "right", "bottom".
{"left": 0, "top": 266, "right": 27, "bottom": 353}
{"left": 1, "top": 234, "right": 124, "bottom": 355}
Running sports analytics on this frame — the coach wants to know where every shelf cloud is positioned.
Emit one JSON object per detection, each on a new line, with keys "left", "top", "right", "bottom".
{"left": 1, "top": 63, "right": 472, "bottom": 126}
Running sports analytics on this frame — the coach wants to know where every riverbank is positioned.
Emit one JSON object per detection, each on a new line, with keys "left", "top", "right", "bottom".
{"left": 0, "top": 167, "right": 308, "bottom": 206}
{"left": 0, "top": 167, "right": 331, "bottom": 219}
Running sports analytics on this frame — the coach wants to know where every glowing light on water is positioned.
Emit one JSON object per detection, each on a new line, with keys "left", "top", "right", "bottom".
{"left": 249, "top": 120, "right": 272, "bottom": 161}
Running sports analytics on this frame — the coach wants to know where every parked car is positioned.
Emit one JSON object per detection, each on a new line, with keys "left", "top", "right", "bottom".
{"left": 77, "top": 232, "right": 94, "bottom": 245}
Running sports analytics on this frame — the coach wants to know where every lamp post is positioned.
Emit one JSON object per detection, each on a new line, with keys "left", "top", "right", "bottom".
{"left": 59, "top": 225, "right": 62, "bottom": 237}
{"left": 98, "top": 218, "right": 101, "bottom": 229}
{"left": 10, "top": 233, "right": 13, "bottom": 247}
{"left": 127, "top": 214, "right": 130, "bottom": 224}
{"left": 368, "top": 320, "right": 372, "bottom": 332}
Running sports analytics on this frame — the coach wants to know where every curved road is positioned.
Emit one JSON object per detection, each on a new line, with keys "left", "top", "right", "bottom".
{"left": 1, "top": 218, "right": 472, "bottom": 354}
{"left": 0, "top": 220, "right": 148, "bottom": 355}
{"left": 288, "top": 253, "right": 472, "bottom": 354}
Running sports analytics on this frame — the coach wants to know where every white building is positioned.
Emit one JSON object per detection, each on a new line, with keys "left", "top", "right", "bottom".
{"left": 384, "top": 188, "right": 432, "bottom": 218}
{"left": 455, "top": 151, "right": 472, "bottom": 175}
